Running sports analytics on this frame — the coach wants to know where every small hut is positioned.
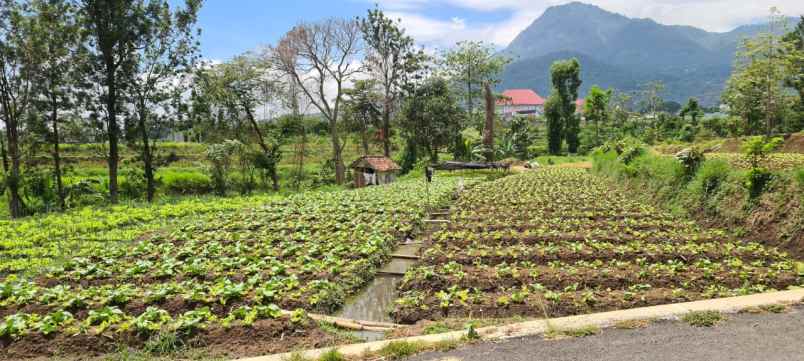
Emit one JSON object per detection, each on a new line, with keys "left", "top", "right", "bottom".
{"left": 350, "top": 156, "right": 401, "bottom": 188}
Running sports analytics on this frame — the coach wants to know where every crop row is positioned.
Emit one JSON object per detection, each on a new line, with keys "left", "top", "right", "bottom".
{"left": 0, "top": 178, "right": 462, "bottom": 352}
{"left": 393, "top": 168, "right": 800, "bottom": 323}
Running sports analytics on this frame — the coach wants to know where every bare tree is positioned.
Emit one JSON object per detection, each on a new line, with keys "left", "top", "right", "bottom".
{"left": 273, "top": 18, "right": 362, "bottom": 185}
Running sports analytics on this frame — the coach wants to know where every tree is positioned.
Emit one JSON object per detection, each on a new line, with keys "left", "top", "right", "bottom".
{"left": 274, "top": 18, "right": 362, "bottom": 184}
{"left": 27, "top": 0, "right": 82, "bottom": 211}
{"left": 0, "top": 0, "right": 36, "bottom": 217}
{"left": 783, "top": 16, "right": 804, "bottom": 131}
{"left": 544, "top": 93, "right": 563, "bottom": 155}
{"left": 584, "top": 85, "right": 612, "bottom": 145}
{"left": 359, "top": 7, "right": 419, "bottom": 157}
{"left": 723, "top": 9, "right": 797, "bottom": 136}
{"left": 549, "top": 58, "right": 582, "bottom": 153}
{"left": 343, "top": 79, "right": 380, "bottom": 156}
{"left": 680, "top": 98, "right": 703, "bottom": 127}
{"left": 81, "top": 0, "right": 150, "bottom": 204}
{"left": 128, "top": 0, "right": 200, "bottom": 202}
{"left": 442, "top": 41, "right": 509, "bottom": 115}
{"left": 482, "top": 82, "right": 495, "bottom": 161}
{"left": 199, "top": 54, "right": 280, "bottom": 190}
{"left": 399, "top": 77, "right": 463, "bottom": 162}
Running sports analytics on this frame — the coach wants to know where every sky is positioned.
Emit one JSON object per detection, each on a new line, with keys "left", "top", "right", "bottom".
{"left": 189, "top": 0, "right": 804, "bottom": 61}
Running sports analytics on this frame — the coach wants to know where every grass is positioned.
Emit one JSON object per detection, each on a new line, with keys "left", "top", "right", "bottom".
{"left": 317, "top": 349, "right": 347, "bottom": 361}
{"left": 681, "top": 311, "right": 725, "bottom": 327}
{"left": 759, "top": 304, "right": 789, "bottom": 314}
{"left": 614, "top": 319, "right": 654, "bottom": 330}
{"left": 544, "top": 325, "right": 601, "bottom": 340}
{"left": 533, "top": 155, "right": 590, "bottom": 166}
{"left": 378, "top": 341, "right": 426, "bottom": 360}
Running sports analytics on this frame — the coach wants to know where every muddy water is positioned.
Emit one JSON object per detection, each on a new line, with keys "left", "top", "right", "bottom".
{"left": 334, "top": 210, "right": 449, "bottom": 341}
{"left": 338, "top": 275, "right": 403, "bottom": 323}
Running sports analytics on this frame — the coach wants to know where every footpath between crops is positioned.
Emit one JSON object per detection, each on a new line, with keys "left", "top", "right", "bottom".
{"left": 238, "top": 288, "right": 804, "bottom": 361}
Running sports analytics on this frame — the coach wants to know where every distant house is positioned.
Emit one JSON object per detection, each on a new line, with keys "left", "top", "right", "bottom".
{"left": 350, "top": 156, "right": 401, "bottom": 188}
{"left": 497, "top": 89, "right": 546, "bottom": 119}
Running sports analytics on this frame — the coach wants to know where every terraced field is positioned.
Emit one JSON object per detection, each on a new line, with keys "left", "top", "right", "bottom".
{"left": 392, "top": 168, "right": 799, "bottom": 323}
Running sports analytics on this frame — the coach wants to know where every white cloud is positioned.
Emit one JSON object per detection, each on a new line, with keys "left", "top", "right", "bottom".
{"left": 374, "top": 0, "right": 804, "bottom": 48}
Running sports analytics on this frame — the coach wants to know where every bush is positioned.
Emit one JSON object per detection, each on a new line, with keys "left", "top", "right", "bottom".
{"left": 160, "top": 171, "right": 213, "bottom": 195}
{"left": 688, "top": 160, "right": 731, "bottom": 201}
{"left": 119, "top": 168, "right": 147, "bottom": 199}
{"left": 674, "top": 147, "right": 705, "bottom": 179}
{"left": 744, "top": 167, "right": 773, "bottom": 199}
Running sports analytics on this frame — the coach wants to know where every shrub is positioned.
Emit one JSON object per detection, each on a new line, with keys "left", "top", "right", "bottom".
{"left": 119, "top": 168, "right": 147, "bottom": 199}
{"left": 160, "top": 171, "right": 213, "bottom": 195}
{"left": 744, "top": 167, "right": 773, "bottom": 199}
{"left": 689, "top": 160, "right": 731, "bottom": 201}
{"left": 674, "top": 147, "right": 705, "bottom": 179}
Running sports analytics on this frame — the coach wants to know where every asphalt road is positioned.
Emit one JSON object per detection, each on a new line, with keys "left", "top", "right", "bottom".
{"left": 408, "top": 305, "right": 804, "bottom": 361}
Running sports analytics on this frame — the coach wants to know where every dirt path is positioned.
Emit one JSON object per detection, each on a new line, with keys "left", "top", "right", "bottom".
{"left": 407, "top": 305, "right": 804, "bottom": 361}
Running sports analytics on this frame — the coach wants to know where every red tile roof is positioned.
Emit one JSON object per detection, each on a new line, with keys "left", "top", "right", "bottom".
{"left": 350, "top": 156, "right": 401, "bottom": 172}
{"left": 498, "top": 89, "right": 545, "bottom": 106}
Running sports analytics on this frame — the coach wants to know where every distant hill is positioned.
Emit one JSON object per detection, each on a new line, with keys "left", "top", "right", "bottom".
{"left": 499, "top": 2, "right": 796, "bottom": 105}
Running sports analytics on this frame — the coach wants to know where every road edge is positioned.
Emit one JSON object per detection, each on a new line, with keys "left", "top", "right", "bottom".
{"left": 237, "top": 288, "right": 804, "bottom": 361}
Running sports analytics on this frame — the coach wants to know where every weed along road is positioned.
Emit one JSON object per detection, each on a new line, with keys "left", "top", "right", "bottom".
{"left": 408, "top": 305, "right": 804, "bottom": 361}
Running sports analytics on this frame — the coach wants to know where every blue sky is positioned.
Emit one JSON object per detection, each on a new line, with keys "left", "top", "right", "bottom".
{"left": 188, "top": 0, "right": 804, "bottom": 61}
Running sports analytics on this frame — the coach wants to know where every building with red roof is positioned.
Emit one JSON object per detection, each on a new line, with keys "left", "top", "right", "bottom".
{"left": 497, "top": 89, "right": 546, "bottom": 119}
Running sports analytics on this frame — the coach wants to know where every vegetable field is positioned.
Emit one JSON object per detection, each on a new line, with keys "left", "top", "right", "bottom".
{"left": 0, "top": 195, "right": 277, "bottom": 275}
{"left": 0, "top": 179, "right": 459, "bottom": 359}
{"left": 392, "top": 169, "right": 799, "bottom": 323}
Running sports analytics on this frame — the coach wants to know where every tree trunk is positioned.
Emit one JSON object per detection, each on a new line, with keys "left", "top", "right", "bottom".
{"left": 51, "top": 95, "right": 65, "bottom": 210}
{"left": 244, "top": 104, "right": 280, "bottom": 191}
{"left": 466, "top": 66, "right": 473, "bottom": 115}
{"left": 361, "top": 124, "right": 370, "bottom": 156}
{"left": 0, "top": 134, "right": 8, "bottom": 174}
{"left": 483, "top": 82, "right": 495, "bottom": 162}
{"left": 382, "top": 97, "right": 391, "bottom": 157}
{"left": 270, "top": 167, "right": 279, "bottom": 191}
{"left": 330, "top": 121, "right": 345, "bottom": 184}
{"left": 4, "top": 117, "right": 24, "bottom": 218}
{"left": 106, "top": 66, "right": 119, "bottom": 204}
{"left": 137, "top": 100, "right": 156, "bottom": 202}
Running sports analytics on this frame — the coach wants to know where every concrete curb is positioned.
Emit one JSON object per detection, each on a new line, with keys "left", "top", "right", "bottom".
{"left": 237, "top": 289, "right": 804, "bottom": 361}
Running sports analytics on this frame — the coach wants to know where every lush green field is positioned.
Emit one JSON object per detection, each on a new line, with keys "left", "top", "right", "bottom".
{"left": 0, "top": 177, "right": 464, "bottom": 359}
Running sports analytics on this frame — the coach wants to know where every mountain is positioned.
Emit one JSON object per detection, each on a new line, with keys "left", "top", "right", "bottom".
{"left": 499, "top": 2, "right": 795, "bottom": 105}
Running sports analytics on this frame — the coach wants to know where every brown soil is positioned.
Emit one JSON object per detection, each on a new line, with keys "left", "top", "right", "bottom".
{"left": 0, "top": 318, "right": 341, "bottom": 360}
{"left": 719, "top": 133, "right": 804, "bottom": 153}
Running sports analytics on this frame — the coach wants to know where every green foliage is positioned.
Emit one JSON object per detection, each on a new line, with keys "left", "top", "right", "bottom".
{"left": 205, "top": 140, "right": 241, "bottom": 196}
{"left": 674, "top": 148, "right": 706, "bottom": 179}
{"left": 741, "top": 136, "right": 783, "bottom": 198}
{"left": 399, "top": 77, "right": 464, "bottom": 161}
{"left": 442, "top": 41, "right": 510, "bottom": 113}
{"left": 682, "top": 311, "right": 724, "bottom": 327}
{"left": 550, "top": 58, "right": 583, "bottom": 153}
{"left": 160, "top": 170, "right": 212, "bottom": 195}
{"left": 545, "top": 93, "right": 563, "bottom": 155}
{"left": 688, "top": 160, "right": 731, "bottom": 202}
{"left": 379, "top": 341, "right": 422, "bottom": 360}
{"left": 317, "top": 349, "right": 346, "bottom": 361}
{"left": 744, "top": 167, "right": 774, "bottom": 199}
{"left": 142, "top": 331, "right": 184, "bottom": 355}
